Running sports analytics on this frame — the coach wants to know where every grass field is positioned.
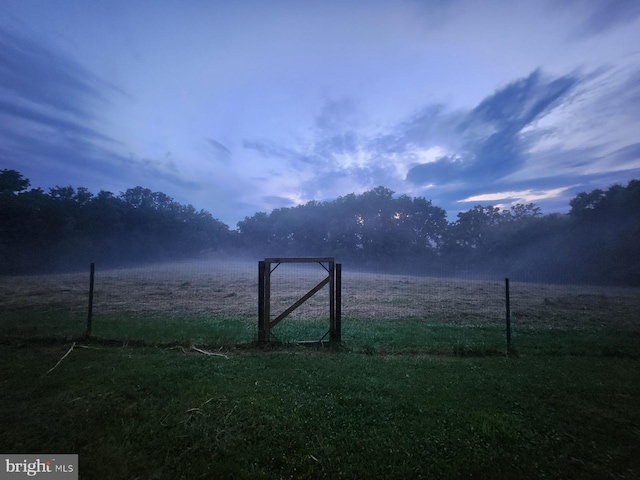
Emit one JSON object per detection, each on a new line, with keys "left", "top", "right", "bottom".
{"left": 2, "top": 258, "right": 639, "bottom": 338}
{"left": 1, "top": 260, "right": 639, "bottom": 478}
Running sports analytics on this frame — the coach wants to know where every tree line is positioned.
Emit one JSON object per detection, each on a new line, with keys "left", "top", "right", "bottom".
{"left": 1, "top": 169, "right": 639, "bottom": 285}
{"left": 237, "top": 183, "right": 640, "bottom": 284}
{"left": 0, "top": 170, "right": 230, "bottom": 273}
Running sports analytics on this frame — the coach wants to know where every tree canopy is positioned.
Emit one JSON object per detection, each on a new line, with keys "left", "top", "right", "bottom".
{"left": 1, "top": 169, "right": 638, "bottom": 285}
{"left": 0, "top": 170, "right": 231, "bottom": 273}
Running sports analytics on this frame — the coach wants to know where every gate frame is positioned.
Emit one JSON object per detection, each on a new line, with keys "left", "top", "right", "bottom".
{"left": 258, "top": 257, "right": 341, "bottom": 343}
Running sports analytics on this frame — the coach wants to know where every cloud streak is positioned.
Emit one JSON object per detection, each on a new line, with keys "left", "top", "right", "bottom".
{"left": 0, "top": 28, "right": 106, "bottom": 118}
{"left": 0, "top": 25, "right": 200, "bottom": 202}
{"left": 459, "top": 186, "right": 575, "bottom": 204}
{"left": 572, "top": 0, "right": 640, "bottom": 37}
{"left": 406, "top": 69, "right": 581, "bottom": 186}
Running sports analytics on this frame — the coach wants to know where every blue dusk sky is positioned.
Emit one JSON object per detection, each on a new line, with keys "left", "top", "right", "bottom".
{"left": 1, "top": 0, "right": 639, "bottom": 227}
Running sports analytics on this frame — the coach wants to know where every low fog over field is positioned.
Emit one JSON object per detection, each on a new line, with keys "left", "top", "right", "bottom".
{"left": 3, "top": 259, "right": 639, "bottom": 333}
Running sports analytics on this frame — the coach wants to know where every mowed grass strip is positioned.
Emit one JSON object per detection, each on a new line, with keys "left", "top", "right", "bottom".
{"left": 1, "top": 344, "right": 639, "bottom": 479}
{"left": 3, "top": 309, "right": 640, "bottom": 358}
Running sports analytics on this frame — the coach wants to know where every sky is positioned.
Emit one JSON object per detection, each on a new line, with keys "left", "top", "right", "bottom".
{"left": 1, "top": 0, "right": 639, "bottom": 228}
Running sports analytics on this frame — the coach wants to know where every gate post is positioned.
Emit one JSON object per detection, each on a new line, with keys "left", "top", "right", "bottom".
{"left": 258, "top": 261, "right": 266, "bottom": 342}
{"left": 332, "top": 263, "right": 342, "bottom": 342}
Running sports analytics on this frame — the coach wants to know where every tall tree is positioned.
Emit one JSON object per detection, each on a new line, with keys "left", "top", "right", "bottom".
{"left": 0, "top": 169, "right": 30, "bottom": 195}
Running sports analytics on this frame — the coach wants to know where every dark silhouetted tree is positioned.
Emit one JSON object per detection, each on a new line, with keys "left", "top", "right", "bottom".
{"left": 0, "top": 169, "right": 30, "bottom": 196}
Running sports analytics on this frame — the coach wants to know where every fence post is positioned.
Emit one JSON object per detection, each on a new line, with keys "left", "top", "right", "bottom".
{"left": 334, "top": 263, "right": 342, "bottom": 342}
{"left": 85, "top": 262, "right": 95, "bottom": 337}
{"left": 505, "top": 277, "right": 511, "bottom": 352}
{"left": 258, "top": 261, "right": 266, "bottom": 342}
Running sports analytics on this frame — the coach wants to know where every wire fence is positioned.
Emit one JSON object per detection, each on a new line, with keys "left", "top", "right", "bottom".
{"left": 2, "top": 259, "right": 640, "bottom": 350}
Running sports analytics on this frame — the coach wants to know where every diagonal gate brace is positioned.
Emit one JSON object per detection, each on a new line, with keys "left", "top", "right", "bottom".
{"left": 269, "top": 276, "right": 330, "bottom": 329}
{"left": 258, "top": 257, "right": 341, "bottom": 343}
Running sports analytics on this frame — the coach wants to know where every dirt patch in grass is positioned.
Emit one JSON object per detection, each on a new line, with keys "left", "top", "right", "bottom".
{"left": 1, "top": 259, "right": 639, "bottom": 329}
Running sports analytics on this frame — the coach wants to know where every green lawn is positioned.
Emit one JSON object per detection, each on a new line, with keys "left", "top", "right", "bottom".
{"left": 3, "top": 308, "right": 639, "bottom": 358}
{"left": 1, "top": 325, "right": 639, "bottom": 479}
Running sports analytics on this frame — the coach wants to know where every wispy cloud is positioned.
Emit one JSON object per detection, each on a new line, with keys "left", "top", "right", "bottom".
{"left": 459, "top": 186, "right": 575, "bottom": 204}
{"left": 0, "top": 26, "right": 118, "bottom": 185}
{"left": 314, "top": 97, "right": 359, "bottom": 133}
{"left": 0, "top": 26, "right": 199, "bottom": 198}
{"left": 0, "top": 99, "right": 115, "bottom": 143}
{"left": 571, "top": 0, "right": 640, "bottom": 38}
{"left": 205, "top": 138, "right": 232, "bottom": 162}
{"left": 243, "top": 139, "right": 300, "bottom": 160}
{"left": 0, "top": 28, "right": 106, "bottom": 118}
{"left": 406, "top": 69, "right": 582, "bottom": 186}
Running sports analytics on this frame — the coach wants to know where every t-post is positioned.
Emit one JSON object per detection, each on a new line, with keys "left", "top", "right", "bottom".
{"left": 505, "top": 277, "right": 511, "bottom": 352}
{"left": 85, "top": 262, "right": 95, "bottom": 337}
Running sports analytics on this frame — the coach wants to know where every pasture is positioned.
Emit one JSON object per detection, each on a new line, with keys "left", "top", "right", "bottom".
{"left": 1, "top": 259, "right": 640, "bottom": 479}
{"left": 2, "top": 258, "right": 639, "bottom": 343}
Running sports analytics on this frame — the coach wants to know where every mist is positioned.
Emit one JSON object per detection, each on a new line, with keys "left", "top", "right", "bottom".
{"left": 1, "top": 169, "right": 638, "bottom": 286}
